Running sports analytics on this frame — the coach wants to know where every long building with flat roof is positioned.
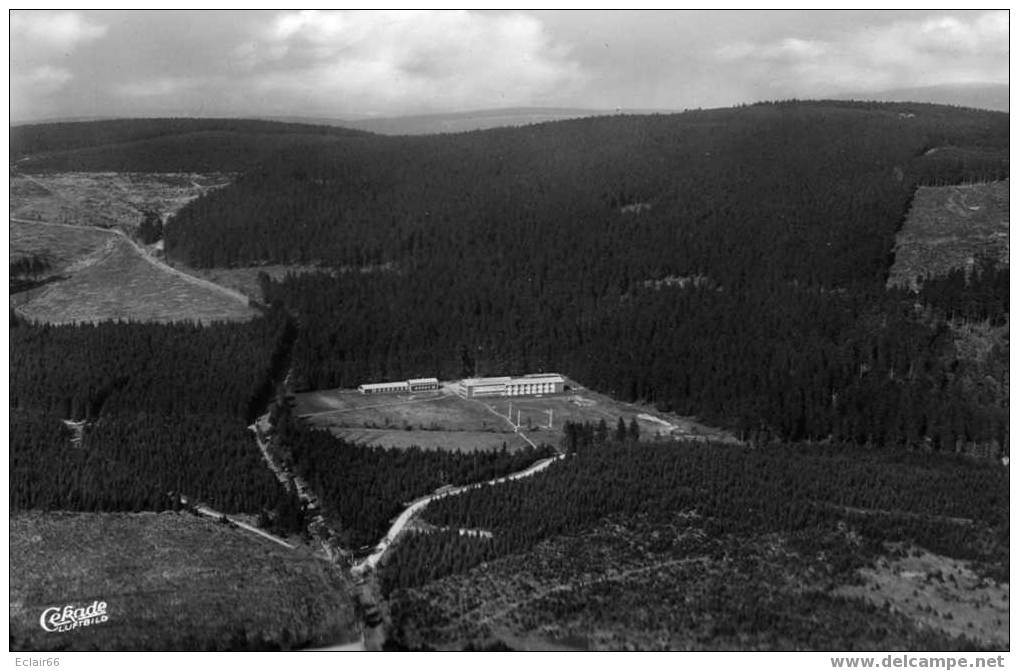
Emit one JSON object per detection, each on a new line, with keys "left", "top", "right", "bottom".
{"left": 457, "top": 376, "right": 512, "bottom": 398}
{"left": 457, "top": 374, "right": 565, "bottom": 398}
{"left": 505, "top": 374, "right": 565, "bottom": 396}
{"left": 358, "top": 381, "right": 409, "bottom": 395}
{"left": 357, "top": 377, "right": 439, "bottom": 394}
{"left": 407, "top": 377, "right": 439, "bottom": 392}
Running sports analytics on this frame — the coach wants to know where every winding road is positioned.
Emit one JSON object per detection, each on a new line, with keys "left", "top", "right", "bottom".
{"left": 10, "top": 216, "right": 251, "bottom": 307}
{"left": 353, "top": 453, "right": 566, "bottom": 574}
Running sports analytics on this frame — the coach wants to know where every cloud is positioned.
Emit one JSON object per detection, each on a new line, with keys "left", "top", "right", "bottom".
{"left": 115, "top": 76, "right": 198, "bottom": 98}
{"left": 717, "top": 37, "right": 826, "bottom": 63}
{"left": 20, "top": 65, "right": 74, "bottom": 92}
{"left": 714, "top": 10, "right": 1007, "bottom": 95}
{"left": 11, "top": 11, "right": 108, "bottom": 118}
{"left": 11, "top": 10, "right": 107, "bottom": 51}
{"left": 236, "top": 10, "right": 585, "bottom": 114}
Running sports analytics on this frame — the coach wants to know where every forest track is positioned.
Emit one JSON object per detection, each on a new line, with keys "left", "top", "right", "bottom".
{"left": 252, "top": 412, "right": 374, "bottom": 649}
{"left": 249, "top": 415, "right": 323, "bottom": 512}
{"left": 352, "top": 453, "right": 565, "bottom": 574}
{"left": 10, "top": 217, "right": 252, "bottom": 308}
{"left": 814, "top": 501, "right": 975, "bottom": 526}
{"left": 473, "top": 397, "right": 540, "bottom": 449}
{"left": 177, "top": 495, "right": 295, "bottom": 550}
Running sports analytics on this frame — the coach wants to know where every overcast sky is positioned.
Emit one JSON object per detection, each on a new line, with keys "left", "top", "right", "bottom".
{"left": 9, "top": 9, "right": 1010, "bottom": 122}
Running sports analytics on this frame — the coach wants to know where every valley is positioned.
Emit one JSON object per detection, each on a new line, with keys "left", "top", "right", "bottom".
{"left": 8, "top": 102, "right": 1009, "bottom": 652}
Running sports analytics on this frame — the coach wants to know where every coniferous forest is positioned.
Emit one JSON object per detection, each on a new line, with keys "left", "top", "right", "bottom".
{"left": 379, "top": 428, "right": 1008, "bottom": 596}
{"left": 158, "top": 101, "right": 1006, "bottom": 453}
{"left": 9, "top": 102, "right": 1009, "bottom": 650}
{"left": 8, "top": 312, "right": 305, "bottom": 528}
{"left": 269, "top": 400, "right": 556, "bottom": 549}
{"left": 12, "top": 103, "right": 1008, "bottom": 515}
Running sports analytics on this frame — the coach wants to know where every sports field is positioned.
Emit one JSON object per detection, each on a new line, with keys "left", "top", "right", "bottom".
{"left": 295, "top": 383, "right": 738, "bottom": 452}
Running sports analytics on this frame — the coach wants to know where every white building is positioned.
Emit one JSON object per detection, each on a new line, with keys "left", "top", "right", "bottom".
{"left": 357, "top": 381, "right": 410, "bottom": 395}
{"left": 457, "top": 376, "right": 512, "bottom": 399}
{"left": 457, "top": 374, "right": 565, "bottom": 398}
{"left": 357, "top": 376, "right": 441, "bottom": 394}
{"left": 505, "top": 374, "right": 565, "bottom": 396}
{"left": 408, "top": 377, "right": 439, "bottom": 392}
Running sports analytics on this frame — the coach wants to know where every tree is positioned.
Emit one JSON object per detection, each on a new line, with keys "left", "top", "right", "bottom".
{"left": 615, "top": 417, "right": 628, "bottom": 443}
{"left": 628, "top": 417, "right": 640, "bottom": 442}
{"left": 137, "top": 211, "right": 164, "bottom": 245}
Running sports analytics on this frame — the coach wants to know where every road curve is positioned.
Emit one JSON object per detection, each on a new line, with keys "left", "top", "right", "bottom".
{"left": 353, "top": 453, "right": 565, "bottom": 574}
{"left": 10, "top": 216, "right": 252, "bottom": 306}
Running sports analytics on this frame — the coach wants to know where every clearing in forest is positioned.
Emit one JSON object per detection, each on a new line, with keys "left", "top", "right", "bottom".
{"left": 837, "top": 547, "right": 1008, "bottom": 649}
{"left": 295, "top": 382, "right": 738, "bottom": 452}
{"left": 887, "top": 180, "right": 1009, "bottom": 291}
{"left": 9, "top": 172, "right": 231, "bottom": 231}
{"left": 9, "top": 511, "right": 360, "bottom": 651}
{"left": 297, "top": 390, "right": 529, "bottom": 451}
{"left": 11, "top": 221, "right": 258, "bottom": 325}
{"left": 9, "top": 219, "right": 113, "bottom": 272}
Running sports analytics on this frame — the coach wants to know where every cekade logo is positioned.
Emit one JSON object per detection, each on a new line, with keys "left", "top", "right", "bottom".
{"left": 39, "top": 601, "right": 109, "bottom": 633}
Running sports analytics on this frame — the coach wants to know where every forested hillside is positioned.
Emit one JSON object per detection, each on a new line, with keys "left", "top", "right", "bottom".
{"left": 167, "top": 102, "right": 1007, "bottom": 273}
{"left": 383, "top": 433, "right": 1008, "bottom": 651}
{"left": 157, "top": 101, "right": 1006, "bottom": 453}
{"left": 381, "top": 433, "right": 1009, "bottom": 595}
{"left": 11, "top": 118, "right": 369, "bottom": 173}
{"left": 9, "top": 313, "right": 303, "bottom": 527}
{"left": 270, "top": 400, "right": 556, "bottom": 549}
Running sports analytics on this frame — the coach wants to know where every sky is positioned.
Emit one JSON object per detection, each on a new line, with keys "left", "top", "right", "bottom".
{"left": 9, "top": 9, "right": 1010, "bottom": 123}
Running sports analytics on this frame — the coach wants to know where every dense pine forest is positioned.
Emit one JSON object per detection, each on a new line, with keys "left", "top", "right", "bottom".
{"left": 10, "top": 118, "right": 368, "bottom": 173}
{"left": 8, "top": 313, "right": 304, "bottom": 529}
{"left": 10, "top": 312, "right": 290, "bottom": 420}
{"left": 380, "top": 429, "right": 1009, "bottom": 595}
{"left": 7, "top": 302, "right": 555, "bottom": 543}
{"left": 917, "top": 257, "right": 1009, "bottom": 325}
{"left": 10, "top": 101, "right": 1008, "bottom": 560}
{"left": 269, "top": 400, "right": 556, "bottom": 549}
{"left": 154, "top": 102, "right": 1007, "bottom": 452}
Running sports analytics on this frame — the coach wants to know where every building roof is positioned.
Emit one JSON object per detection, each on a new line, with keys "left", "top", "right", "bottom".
{"left": 508, "top": 374, "right": 564, "bottom": 384}
{"left": 460, "top": 376, "right": 512, "bottom": 386}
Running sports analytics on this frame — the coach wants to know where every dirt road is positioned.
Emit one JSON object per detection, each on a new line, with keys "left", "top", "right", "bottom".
{"left": 353, "top": 453, "right": 565, "bottom": 574}
{"left": 10, "top": 216, "right": 252, "bottom": 307}
{"left": 177, "top": 495, "right": 295, "bottom": 550}
{"left": 473, "top": 397, "right": 540, "bottom": 449}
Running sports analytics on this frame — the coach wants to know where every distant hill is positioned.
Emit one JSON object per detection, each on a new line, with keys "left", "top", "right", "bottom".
{"left": 336, "top": 107, "right": 617, "bottom": 135}
{"left": 158, "top": 100, "right": 1009, "bottom": 453}
{"left": 838, "top": 83, "right": 1008, "bottom": 112}
{"left": 265, "top": 107, "right": 682, "bottom": 136}
{"left": 10, "top": 118, "right": 370, "bottom": 172}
